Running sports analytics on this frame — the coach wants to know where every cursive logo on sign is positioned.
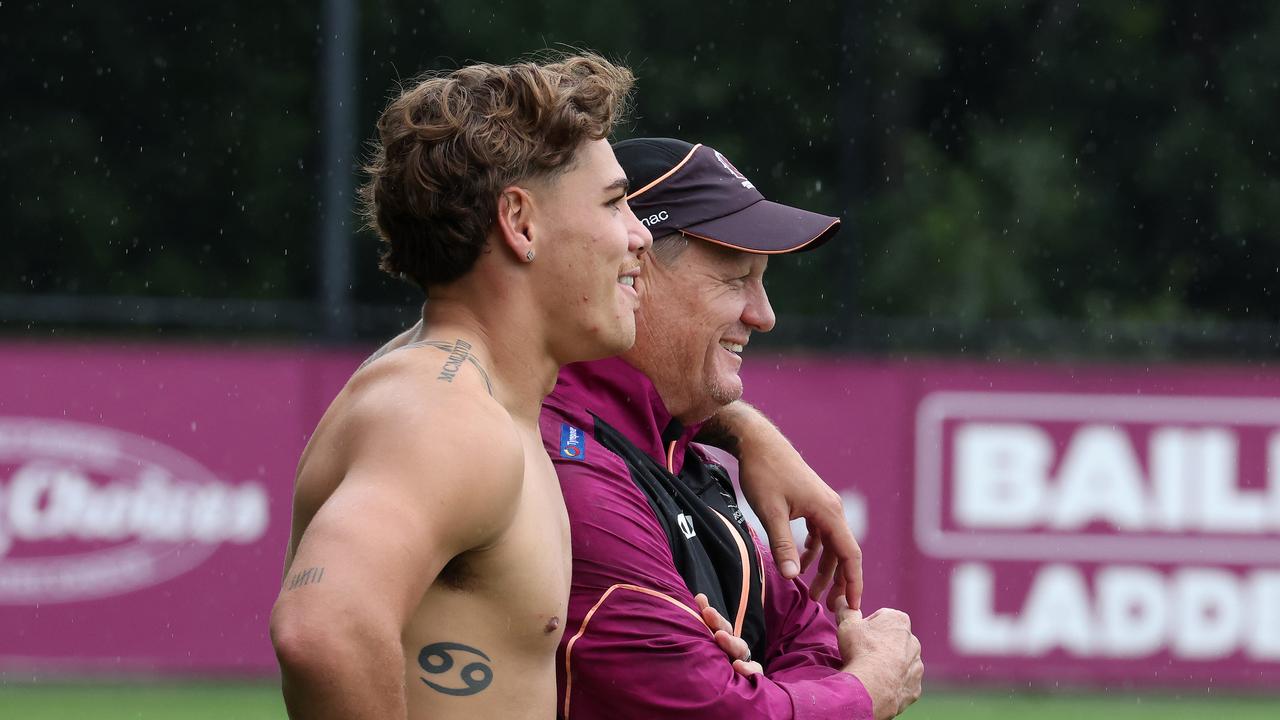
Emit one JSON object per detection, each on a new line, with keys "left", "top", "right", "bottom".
{"left": 0, "top": 417, "right": 270, "bottom": 604}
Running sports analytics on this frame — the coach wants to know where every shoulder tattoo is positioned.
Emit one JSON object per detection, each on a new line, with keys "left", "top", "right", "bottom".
{"left": 416, "top": 338, "right": 494, "bottom": 397}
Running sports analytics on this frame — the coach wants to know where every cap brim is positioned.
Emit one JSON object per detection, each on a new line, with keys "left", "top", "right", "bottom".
{"left": 678, "top": 199, "right": 841, "bottom": 254}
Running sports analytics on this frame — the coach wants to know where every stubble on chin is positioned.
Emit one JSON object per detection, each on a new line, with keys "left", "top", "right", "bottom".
{"left": 705, "top": 375, "right": 744, "bottom": 412}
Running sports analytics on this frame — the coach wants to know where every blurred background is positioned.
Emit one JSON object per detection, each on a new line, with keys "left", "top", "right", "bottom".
{"left": 3, "top": 1, "right": 1279, "bottom": 718}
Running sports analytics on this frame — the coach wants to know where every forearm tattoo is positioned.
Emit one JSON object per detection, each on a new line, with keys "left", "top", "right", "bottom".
{"left": 418, "top": 641, "right": 493, "bottom": 696}
{"left": 285, "top": 566, "right": 324, "bottom": 591}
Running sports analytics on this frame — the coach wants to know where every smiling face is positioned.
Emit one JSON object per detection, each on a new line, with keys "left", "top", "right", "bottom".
{"left": 625, "top": 238, "right": 777, "bottom": 423}
{"left": 524, "top": 139, "right": 652, "bottom": 364}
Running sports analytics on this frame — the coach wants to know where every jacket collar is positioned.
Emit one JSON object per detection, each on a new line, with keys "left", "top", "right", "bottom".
{"left": 552, "top": 357, "right": 703, "bottom": 474}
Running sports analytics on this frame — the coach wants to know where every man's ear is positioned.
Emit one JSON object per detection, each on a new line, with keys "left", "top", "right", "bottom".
{"left": 495, "top": 185, "right": 537, "bottom": 262}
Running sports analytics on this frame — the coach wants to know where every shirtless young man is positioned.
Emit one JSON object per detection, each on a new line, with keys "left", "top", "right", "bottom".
{"left": 268, "top": 55, "right": 649, "bottom": 719}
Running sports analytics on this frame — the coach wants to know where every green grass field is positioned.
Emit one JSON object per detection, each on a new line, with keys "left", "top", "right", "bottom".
{"left": 1, "top": 682, "right": 1277, "bottom": 719}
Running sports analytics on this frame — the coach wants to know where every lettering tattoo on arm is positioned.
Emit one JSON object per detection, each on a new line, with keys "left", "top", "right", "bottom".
{"left": 418, "top": 641, "right": 493, "bottom": 696}
{"left": 285, "top": 566, "right": 325, "bottom": 591}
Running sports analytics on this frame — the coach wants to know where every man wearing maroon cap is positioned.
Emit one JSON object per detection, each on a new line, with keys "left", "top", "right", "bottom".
{"left": 541, "top": 138, "right": 923, "bottom": 719}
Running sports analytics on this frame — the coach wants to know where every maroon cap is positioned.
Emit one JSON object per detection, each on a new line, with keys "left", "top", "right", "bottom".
{"left": 614, "top": 138, "right": 841, "bottom": 254}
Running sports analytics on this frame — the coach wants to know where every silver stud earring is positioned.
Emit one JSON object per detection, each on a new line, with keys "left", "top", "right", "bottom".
{"left": 525, "top": 249, "right": 535, "bottom": 262}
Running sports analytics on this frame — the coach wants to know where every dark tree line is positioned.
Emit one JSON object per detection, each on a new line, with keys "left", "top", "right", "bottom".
{"left": 4, "top": 1, "right": 1278, "bottom": 352}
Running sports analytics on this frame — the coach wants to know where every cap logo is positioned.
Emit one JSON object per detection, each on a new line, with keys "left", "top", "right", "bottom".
{"left": 714, "top": 150, "right": 755, "bottom": 190}
{"left": 639, "top": 210, "right": 669, "bottom": 227}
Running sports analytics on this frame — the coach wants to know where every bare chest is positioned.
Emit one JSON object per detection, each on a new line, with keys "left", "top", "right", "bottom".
{"left": 493, "top": 437, "right": 573, "bottom": 635}
{"left": 401, "top": 435, "right": 573, "bottom": 716}
{"left": 420, "top": 432, "right": 572, "bottom": 643}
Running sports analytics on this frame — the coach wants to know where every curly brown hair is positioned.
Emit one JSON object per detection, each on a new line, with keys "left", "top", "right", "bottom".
{"left": 359, "top": 52, "right": 634, "bottom": 291}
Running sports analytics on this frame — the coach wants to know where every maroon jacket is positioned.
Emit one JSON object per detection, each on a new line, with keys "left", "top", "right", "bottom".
{"left": 540, "top": 357, "right": 872, "bottom": 719}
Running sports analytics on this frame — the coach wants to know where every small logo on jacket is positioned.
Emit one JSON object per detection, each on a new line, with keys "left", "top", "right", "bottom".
{"left": 677, "top": 513, "right": 697, "bottom": 539}
{"left": 559, "top": 423, "right": 586, "bottom": 460}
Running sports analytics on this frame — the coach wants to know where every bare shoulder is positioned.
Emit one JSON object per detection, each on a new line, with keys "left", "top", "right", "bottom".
{"left": 349, "top": 345, "right": 521, "bottom": 478}
{"left": 334, "top": 347, "right": 525, "bottom": 543}
{"left": 355, "top": 320, "right": 423, "bottom": 372}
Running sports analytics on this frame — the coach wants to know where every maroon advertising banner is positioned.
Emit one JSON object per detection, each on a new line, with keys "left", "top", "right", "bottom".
{"left": 2, "top": 341, "right": 1277, "bottom": 688}
{"left": 0, "top": 342, "right": 357, "bottom": 674}
{"left": 742, "top": 361, "right": 1280, "bottom": 689}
